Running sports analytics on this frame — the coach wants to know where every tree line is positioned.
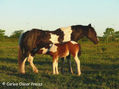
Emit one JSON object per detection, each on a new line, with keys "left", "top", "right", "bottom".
{"left": 0, "top": 30, "right": 23, "bottom": 39}
{"left": 0, "top": 28, "right": 119, "bottom": 42}
{"left": 103, "top": 28, "right": 119, "bottom": 42}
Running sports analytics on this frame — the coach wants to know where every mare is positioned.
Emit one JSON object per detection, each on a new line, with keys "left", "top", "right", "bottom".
{"left": 18, "top": 24, "right": 99, "bottom": 74}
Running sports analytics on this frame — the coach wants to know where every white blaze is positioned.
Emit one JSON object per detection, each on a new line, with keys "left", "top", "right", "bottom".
{"left": 50, "top": 33, "right": 59, "bottom": 43}
{"left": 60, "top": 26, "right": 72, "bottom": 42}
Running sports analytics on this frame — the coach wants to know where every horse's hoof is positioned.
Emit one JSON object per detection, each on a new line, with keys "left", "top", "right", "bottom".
{"left": 34, "top": 70, "right": 38, "bottom": 73}
{"left": 53, "top": 73, "right": 56, "bottom": 75}
{"left": 20, "top": 71, "right": 25, "bottom": 74}
{"left": 78, "top": 73, "right": 81, "bottom": 76}
{"left": 56, "top": 72, "right": 59, "bottom": 75}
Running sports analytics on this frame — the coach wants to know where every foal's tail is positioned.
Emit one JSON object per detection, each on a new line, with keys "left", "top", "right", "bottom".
{"left": 78, "top": 44, "right": 81, "bottom": 56}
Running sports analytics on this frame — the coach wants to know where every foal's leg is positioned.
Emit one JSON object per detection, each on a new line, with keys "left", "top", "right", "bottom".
{"left": 55, "top": 57, "right": 59, "bottom": 74}
{"left": 67, "top": 55, "right": 73, "bottom": 74}
{"left": 53, "top": 57, "right": 59, "bottom": 75}
{"left": 28, "top": 54, "right": 38, "bottom": 73}
{"left": 52, "top": 60, "right": 56, "bottom": 74}
{"left": 74, "top": 53, "right": 81, "bottom": 76}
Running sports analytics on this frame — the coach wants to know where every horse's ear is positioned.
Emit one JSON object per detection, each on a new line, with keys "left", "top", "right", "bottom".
{"left": 88, "top": 24, "right": 92, "bottom": 27}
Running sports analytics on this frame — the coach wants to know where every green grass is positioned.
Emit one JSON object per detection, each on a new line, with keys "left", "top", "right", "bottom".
{"left": 0, "top": 40, "right": 119, "bottom": 89}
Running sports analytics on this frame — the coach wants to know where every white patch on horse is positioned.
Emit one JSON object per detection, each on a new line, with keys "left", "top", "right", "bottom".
{"left": 60, "top": 26, "right": 72, "bottom": 42}
{"left": 50, "top": 33, "right": 59, "bottom": 43}
{"left": 49, "top": 44, "right": 57, "bottom": 53}
{"left": 41, "top": 48, "right": 48, "bottom": 54}
{"left": 70, "top": 41, "right": 78, "bottom": 44}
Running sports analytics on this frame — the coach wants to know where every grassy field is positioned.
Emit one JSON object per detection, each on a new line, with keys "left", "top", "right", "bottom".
{"left": 0, "top": 39, "right": 119, "bottom": 89}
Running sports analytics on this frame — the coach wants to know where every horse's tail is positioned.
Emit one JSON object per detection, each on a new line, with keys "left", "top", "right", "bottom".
{"left": 78, "top": 44, "right": 81, "bottom": 56}
{"left": 18, "top": 33, "right": 26, "bottom": 73}
{"left": 18, "top": 45, "right": 23, "bottom": 68}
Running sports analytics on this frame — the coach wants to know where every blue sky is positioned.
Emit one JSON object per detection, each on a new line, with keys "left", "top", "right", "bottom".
{"left": 0, "top": 0, "right": 119, "bottom": 36}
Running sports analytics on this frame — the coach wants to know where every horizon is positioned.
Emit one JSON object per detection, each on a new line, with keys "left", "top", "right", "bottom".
{"left": 0, "top": 0, "right": 119, "bottom": 36}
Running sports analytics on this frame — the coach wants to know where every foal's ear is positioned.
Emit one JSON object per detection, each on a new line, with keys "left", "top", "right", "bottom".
{"left": 88, "top": 24, "right": 92, "bottom": 27}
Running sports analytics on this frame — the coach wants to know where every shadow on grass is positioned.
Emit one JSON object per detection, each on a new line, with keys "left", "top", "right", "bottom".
{"left": 0, "top": 65, "right": 17, "bottom": 73}
{"left": 0, "top": 58, "right": 17, "bottom": 64}
{"left": 82, "top": 63, "right": 119, "bottom": 70}
{"left": 1, "top": 57, "right": 119, "bottom": 81}
{"left": 34, "top": 60, "right": 52, "bottom": 66}
{"left": 81, "top": 63, "right": 119, "bottom": 75}
{"left": 0, "top": 57, "right": 52, "bottom": 66}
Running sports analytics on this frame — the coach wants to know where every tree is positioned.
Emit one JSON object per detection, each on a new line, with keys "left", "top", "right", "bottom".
{"left": 114, "top": 31, "right": 119, "bottom": 37}
{"left": 103, "top": 28, "right": 115, "bottom": 42}
{"left": 103, "top": 28, "right": 114, "bottom": 37}
{"left": 0, "top": 29, "right": 5, "bottom": 37}
{"left": 10, "top": 30, "right": 24, "bottom": 38}
{"left": 114, "top": 31, "right": 119, "bottom": 41}
{"left": 0, "top": 29, "right": 5, "bottom": 40}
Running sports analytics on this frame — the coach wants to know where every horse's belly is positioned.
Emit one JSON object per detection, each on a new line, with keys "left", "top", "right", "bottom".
{"left": 58, "top": 47, "right": 69, "bottom": 58}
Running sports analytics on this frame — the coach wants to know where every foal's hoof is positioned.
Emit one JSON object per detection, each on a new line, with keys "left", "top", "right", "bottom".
{"left": 69, "top": 68, "right": 73, "bottom": 74}
{"left": 68, "top": 70, "right": 73, "bottom": 74}
{"left": 71, "top": 70, "right": 74, "bottom": 74}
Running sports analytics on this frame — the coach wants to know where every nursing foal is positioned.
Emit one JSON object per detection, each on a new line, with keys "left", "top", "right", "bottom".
{"left": 28, "top": 41, "right": 81, "bottom": 75}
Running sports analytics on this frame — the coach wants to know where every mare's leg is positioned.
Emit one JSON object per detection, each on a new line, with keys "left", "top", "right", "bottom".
{"left": 28, "top": 54, "right": 38, "bottom": 73}
{"left": 18, "top": 46, "right": 28, "bottom": 74}
{"left": 20, "top": 57, "right": 27, "bottom": 74}
{"left": 61, "top": 58, "right": 65, "bottom": 74}
{"left": 74, "top": 54, "right": 81, "bottom": 76}
{"left": 67, "top": 55, "right": 73, "bottom": 74}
